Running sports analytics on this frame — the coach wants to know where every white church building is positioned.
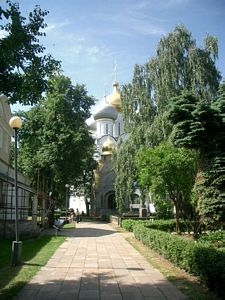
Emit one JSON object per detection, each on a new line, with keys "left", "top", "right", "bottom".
{"left": 70, "top": 81, "right": 128, "bottom": 215}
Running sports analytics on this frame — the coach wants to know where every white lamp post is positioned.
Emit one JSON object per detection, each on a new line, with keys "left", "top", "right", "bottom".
{"left": 9, "top": 116, "right": 23, "bottom": 266}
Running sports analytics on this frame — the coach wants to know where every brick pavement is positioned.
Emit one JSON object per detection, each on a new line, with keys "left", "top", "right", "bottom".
{"left": 15, "top": 221, "right": 188, "bottom": 300}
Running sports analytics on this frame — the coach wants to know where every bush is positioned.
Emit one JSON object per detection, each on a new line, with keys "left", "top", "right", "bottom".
{"left": 198, "top": 230, "right": 225, "bottom": 248}
{"left": 133, "top": 224, "right": 225, "bottom": 298}
{"left": 121, "top": 219, "right": 189, "bottom": 233}
{"left": 122, "top": 219, "right": 151, "bottom": 231}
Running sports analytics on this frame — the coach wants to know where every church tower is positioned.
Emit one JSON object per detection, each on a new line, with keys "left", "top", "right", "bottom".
{"left": 87, "top": 80, "right": 126, "bottom": 216}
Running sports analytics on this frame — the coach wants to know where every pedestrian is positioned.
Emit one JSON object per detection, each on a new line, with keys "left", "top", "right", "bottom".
{"left": 76, "top": 208, "right": 81, "bottom": 223}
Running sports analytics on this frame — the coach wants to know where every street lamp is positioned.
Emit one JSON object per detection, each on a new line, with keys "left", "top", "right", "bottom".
{"left": 9, "top": 116, "right": 23, "bottom": 266}
{"left": 65, "top": 184, "right": 70, "bottom": 219}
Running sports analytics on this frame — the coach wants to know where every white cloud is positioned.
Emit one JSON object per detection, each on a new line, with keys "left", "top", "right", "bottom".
{"left": 43, "top": 20, "right": 72, "bottom": 34}
{"left": 167, "top": 0, "right": 191, "bottom": 5}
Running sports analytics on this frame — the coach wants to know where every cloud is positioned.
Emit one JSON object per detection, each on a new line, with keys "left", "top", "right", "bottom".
{"left": 167, "top": 0, "right": 191, "bottom": 5}
{"left": 94, "top": 4, "right": 166, "bottom": 37}
{"left": 43, "top": 20, "right": 72, "bottom": 34}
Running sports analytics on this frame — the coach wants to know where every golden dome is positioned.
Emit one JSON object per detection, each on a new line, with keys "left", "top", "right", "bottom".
{"left": 102, "top": 136, "right": 115, "bottom": 155}
{"left": 106, "top": 81, "right": 121, "bottom": 112}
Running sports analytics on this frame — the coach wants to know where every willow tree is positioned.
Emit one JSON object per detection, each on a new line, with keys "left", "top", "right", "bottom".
{"left": 113, "top": 25, "right": 221, "bottom": 212}
{"left": 147, "top": 25, "right": 221, "bottom": 113}
{"left": 122, "top": 25, "right": 220, "bottom": 130}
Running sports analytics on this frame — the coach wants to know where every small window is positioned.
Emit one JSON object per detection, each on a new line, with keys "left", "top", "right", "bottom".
{"left": 118, "top": 123, "right": 120, "bottom": 136}
{"left": 0, "top": 127, "right": 2, "bottom": 148}
{"left": 106, "top": 124, "right": 108, "bottom": 134}
{"left": 0, "top": 103, "right": 3, "bottom": 116}
{"left": 4, "top": 133, "right": 8, "bottom": 153}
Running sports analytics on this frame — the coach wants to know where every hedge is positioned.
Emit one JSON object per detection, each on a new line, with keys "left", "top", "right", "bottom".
{"left": 122, "top": 219, "right": 189, "bottom": 232}
{"left": 133, "top": 224, "right": 225, "bottom": 298}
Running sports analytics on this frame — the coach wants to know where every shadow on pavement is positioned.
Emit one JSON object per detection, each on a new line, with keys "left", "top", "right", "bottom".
{"left": 13, "top": 269, "right": 188, "bottom": 300}
{"left": 42, "top": 222, "right": 117, "bottom": 237}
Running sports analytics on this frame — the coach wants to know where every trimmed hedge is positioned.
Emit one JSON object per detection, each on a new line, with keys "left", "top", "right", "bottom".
{"left": 198, "top": 230, "right": 225, "bottom": 248}
{"left": 122, "top": 219, "right": 189, "bottom": 232}
{"left": 133, "top": 224, "right": 225, "bottom": 298}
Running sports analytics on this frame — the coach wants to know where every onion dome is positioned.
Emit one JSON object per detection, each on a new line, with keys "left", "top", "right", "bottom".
{"left": 106, "top": 81, "right": 121, "bottom": 112}
{"left": 102, "top": 136, "right": 115, "bottom": 155}
{"left": 86, "top": 117, "right": 96, "bottom": 131}
{"left": 93, "top": 102, "right": 118, "bottom": 121}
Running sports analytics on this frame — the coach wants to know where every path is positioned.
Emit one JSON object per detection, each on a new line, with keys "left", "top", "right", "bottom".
{"left": 15, "top": 221, "right": 188, "bottom": 300}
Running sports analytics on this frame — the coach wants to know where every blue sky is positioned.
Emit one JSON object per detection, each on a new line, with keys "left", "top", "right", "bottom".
{"left": 6, "top": 0, "right": 225, "bottom": 111}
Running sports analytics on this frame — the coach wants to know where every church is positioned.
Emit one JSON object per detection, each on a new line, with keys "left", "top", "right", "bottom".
{"left": 70, "top": 81, "right": 128, "bottom": 216}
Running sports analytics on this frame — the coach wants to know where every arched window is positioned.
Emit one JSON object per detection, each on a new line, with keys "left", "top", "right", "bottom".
{"left": 107, "top": 193, "right": 116, "bottom": 209}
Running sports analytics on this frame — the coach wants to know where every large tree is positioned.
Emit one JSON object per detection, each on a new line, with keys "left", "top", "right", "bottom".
{"left": 168, "top": 86, "right": 225, "bottom": 227}
{"left": 18, "top": 75, "right": 95, "bottom": 208}
{"left": 113, "top": 25, "right": 221, "bottom": 211}
{"left": 122, "top": 25, "right": 221, "bottom": 131}
{"left": 0, "top": 0, "right": 60, "bottom": 104}
{"left": 136, "top": 142, "right": 198, "bottom": 232}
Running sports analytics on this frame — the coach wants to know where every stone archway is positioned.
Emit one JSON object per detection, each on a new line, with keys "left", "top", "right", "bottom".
{"left": 105, "top": 191, "right": 116, "bottom": 209}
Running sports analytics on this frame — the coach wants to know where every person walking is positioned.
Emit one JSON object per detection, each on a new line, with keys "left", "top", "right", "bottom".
{"left": 75, "top": 208, "right": 81, "bottom": 223}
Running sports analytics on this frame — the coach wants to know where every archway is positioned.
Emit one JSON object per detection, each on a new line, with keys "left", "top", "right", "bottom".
{"left": 106, "top": 192, "right": 116, "bottom": 209}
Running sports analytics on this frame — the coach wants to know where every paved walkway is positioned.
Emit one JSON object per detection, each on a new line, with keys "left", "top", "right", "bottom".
{"left": 15, "top": 221, "right": 188, "bottom": 300}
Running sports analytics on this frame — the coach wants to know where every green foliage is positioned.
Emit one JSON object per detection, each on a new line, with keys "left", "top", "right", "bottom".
{"left": 168, "top": 85, "right": 225, "bottom": 227}
{"left": 0, "top": 0, "right": 60, "bottom": 104}
{"left": 113, "top": 137, "right": 138, "bottom": 214}
{"left": 18, "top": 74, "right": 95, "bottom": 206}
{"left": 136, "top": 142, "right": 198, "bottom": 231}
{"left": 146, "top": 25, "right": 220, "bottom": 113}
{"left": 122, "top": 219, "right": 190, "bottom": 233}
{"left": 133, "top": 224, "right": 225, "bottom": 298}
{"left": 153, "top": 197, "right": 174, "bottom": 219}
{"left": 198, "top": 230, "right": 225, "bottom": 248}
{"left": 114, "top": 25, "right": 221, "bottom": 220}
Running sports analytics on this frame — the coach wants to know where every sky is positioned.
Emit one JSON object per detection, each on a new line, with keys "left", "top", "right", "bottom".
{"left": 3, "top": 0, "right": 225, "bottom": 112}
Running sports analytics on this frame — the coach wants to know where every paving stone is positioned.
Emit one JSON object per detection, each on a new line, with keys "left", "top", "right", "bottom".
{"left": 14, "top": 222, "right": 188, "bottom": 300}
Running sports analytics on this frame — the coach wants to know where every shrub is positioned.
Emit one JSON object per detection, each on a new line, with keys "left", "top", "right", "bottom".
{"left": 198, "top": 230, "right": 225, "bottom": 248}
{"left": 122, "top": 219, "right": 151, "bottom": 231}
{"left": 121, "top": 219, "right": 189, "bottom": 233}
{"left": 133, "top": 224, "right": 225, "bottom": 298}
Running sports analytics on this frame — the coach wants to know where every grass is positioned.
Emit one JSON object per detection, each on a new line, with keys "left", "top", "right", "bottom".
{"left": 126, "top": 235, "right": 221, "bottom": 300}
{"left": 63, "top": 222, "right": 76, "bottom": 229}
{"left": 0, "top": 235, "right": 66, "bottom": 300}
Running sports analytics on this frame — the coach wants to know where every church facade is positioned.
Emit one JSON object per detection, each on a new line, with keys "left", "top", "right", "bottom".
{"left": 87, "top": 81, "right": 128, "bottom": 216}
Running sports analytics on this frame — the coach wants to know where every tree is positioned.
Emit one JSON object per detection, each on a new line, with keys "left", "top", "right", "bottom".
{"left": 18, "top": 75, "right": 95, "bottom": 211}
{"left": 113, "top": 138, "right": 138, "bottom": 214}
{"left": 0, "top": 0, "right": 60, "bottom": 104}
{"left": 146, "top": 25, "right": 221, "bottom": 113}
{"left": 168, "top": 87, "right": 225, "bottom": 227}
{"left": 136, "top": 142, "right": 198, "bottom": 232}
{"left": 114, "top": 25, "right": 221, "bottom": 213}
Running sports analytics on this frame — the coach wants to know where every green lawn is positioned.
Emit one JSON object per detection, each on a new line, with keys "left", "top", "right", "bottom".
{"left": 0, "top": 235, "right": 66, "bottom": 300}
{"left": 63, "top": 222, "right": 76, "bottom": 229}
